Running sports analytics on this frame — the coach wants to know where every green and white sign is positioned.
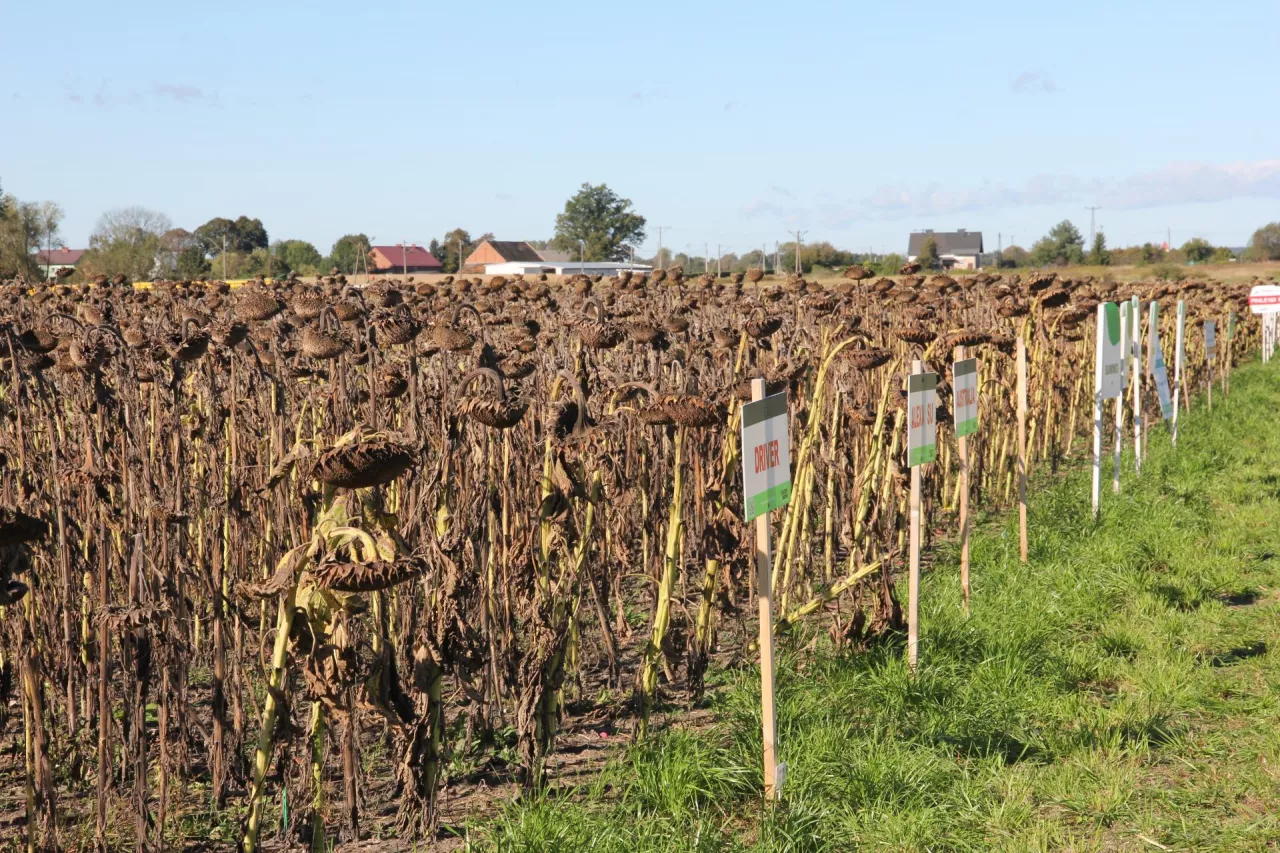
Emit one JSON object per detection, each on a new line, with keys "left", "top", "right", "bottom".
{"left": 908, "top": 371, "right": 938, "bottom": 466}
{"left": 952, "top": 358, "right": 978, "bottom": 438}
{"left": 741, "top": 392, "right": 791, "bottom": 521}
{"left": 1149, "top": 303, "right": 1174, "bottom": 421}
{"left": 1205, "top": 321, "right": 1217, "bottom": 363}
{"left": 1097, "top": 302, "right": 1124, "bottom": 400}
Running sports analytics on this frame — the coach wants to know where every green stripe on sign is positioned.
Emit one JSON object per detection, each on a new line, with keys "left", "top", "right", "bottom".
{"left": 1105, "top": 302, "right": 1121, "bottom": 345}
{"left": 741, "top": 392, "right": 788, "bottom": 428}
{"left": 909, "top": 443, "right": 937, "bottom": 466}
{"left": 955, "top": 417, "right": 978, "bottom": 437}
{"left": 908, "top": 372, "right": 938, "bottom": 393}
{"left": 745, "top": 480, "right": 791, "bottom": 521}
{"left": 954, "top": 358, "right": 977, "bottom": 377}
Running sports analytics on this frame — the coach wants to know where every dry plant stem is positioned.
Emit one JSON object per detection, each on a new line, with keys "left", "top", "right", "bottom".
{"left": 638, "top": 426, "right": 685, "bottom": 739}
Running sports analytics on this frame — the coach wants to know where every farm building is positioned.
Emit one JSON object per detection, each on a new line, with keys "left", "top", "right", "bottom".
{"left": 482, "top": 260, "right": 654, "bottom": 277}
{"left": 369, "top": 244, "right": 442, "bottom": 274}
{"left": 33, "top": 248, "right": 85, "bottom": 279}
{"left": 461, "top": 240, "right": 545, "bottom": 272}
{"left": 907, "top": 229, "right": 984, "bottom": 270}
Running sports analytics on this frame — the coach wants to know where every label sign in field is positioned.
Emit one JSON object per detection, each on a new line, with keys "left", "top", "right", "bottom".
{"left": 741, "top": 392, "right": 791, "bottom": 521}
{"left": 1205, "top": 321, "right": 1217, "bottom": 363}
{"left": 1097, "top": 302, "right": 1124, "bottom": 400}
{"left": 1250, "top": 284, "right": 1280, "bottom": 314}
{"left": 952, "top": 358, "right": 979, "bottom": 437}
{"left": 908, "top": 372, "right": 938, "bottom": 466}
{"left": 1150, "top": 303, "right": 1174, "bottom": 421}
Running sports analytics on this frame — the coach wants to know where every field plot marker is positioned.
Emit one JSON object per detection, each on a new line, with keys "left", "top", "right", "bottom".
{"left": 906, "top": 359, "right": 938, "bottom": 670}
{"left": 1172, "top": 300, "right": 1186, "bottom": 445}
{"left": 1016, "top": 339, "right": 1028, "bottom": 563}
{"left": 1092, "top": 302, "right": 1123, "bottom": 518}
{"left": 741, "top": 379, "right": 792, "bottom": 801}
{"left": 1132, "top": 296, "right": 1143, "bottom": 472}
{"left": 1114, "top": 301, "right": 1130, "bottom": 493}
{"left": 952, "top": 347, "right": 979, "bottom": 615}
{"left": 1205, "top": 320, "right": 1216, "bottom": 412}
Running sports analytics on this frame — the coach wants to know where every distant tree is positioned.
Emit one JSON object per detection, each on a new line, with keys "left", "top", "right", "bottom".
{"left": 1247, "top": 223, "right": 1280, "bottom": 261}
{"left": 873, "top": 253, "right": 905, "bottom": 275}
{"left": 1138, "top": 242, "right": 1164, "bottom": 265}
{"left": 1030, "top": 220, "right": 1085, "bottom": 266}
{"left": 917, "top": 236, "right": 940, "bottom": 270}
{"left": 999, "top": 245, "right": 1029, "bottom": 268}
{"left": 1210, "top": 246, "right": 1235, "bottom": 264}
{"left": 0, "top": 180, "right": 42, "bottom": 279}
{"left": 437, "top": 228, "right": 474, "bottom": 274}
{"left": 1181, "top": 237, "right": 1214, "bottom": 264}
{"left": 194, "top": 215, "right": 268, "bottom": 256}
{"left": 552, "top": 183, "right": 646, "bottom": 262}
{"left": 1088, "top": 232, "right": 1111, "bottom": 266}
{"left": 79, "top": 206, "right": 172, "bottom": 280}
{"left": 274, "top": 239, "right": 324, "bottom": 276}
{"left": 329, "top": 233, "right": 372, "bottom": 274}
{"left": 177, "top": 246, "right": 211, "bottom": 278}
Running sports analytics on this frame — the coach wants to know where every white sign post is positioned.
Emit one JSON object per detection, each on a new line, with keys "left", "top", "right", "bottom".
{"left": 953, "top": 352, "right": 978, "bottom": 615}
{"left": 1250, "top": 286, "right": 1280, "bottom": 365}
{"left": 1172, "top": 300, "right": 1186, "bottom": 445}
{"left": 906, "top": 362, "right": 937, "bottom": 672}
{"left": 1131, "top": 296, "right": 1143, "bottom": 473}
{"left": 1205, "top": 320, "right": 1216, "bottom": 411}
{"left": 1093, "top": 302, "right": 1124, "bottom": 518}
{"left": 1114, "top": 302, "right": 1130, "bottom": 493}
{"left": 1150, "top": 302, "right": 1174, "bottom": 424}
{"left": 740, "top": 384, "right": 791, "bottom": 801}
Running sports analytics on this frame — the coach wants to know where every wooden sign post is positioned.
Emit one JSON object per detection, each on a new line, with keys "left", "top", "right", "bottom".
{"left": 1016, "top": 338, "right": 1028, "bottom": 563}
{"left": 741, "top": 380, "right": 791, "bottom": 802}
{"left": 952, "top": 348, "right": 979, "bottom": 615}
{"left": 1132, "top": 296, "right": 1143, "bottom": 473}
{"left": 907, "top": 360, "right": 938, "bottom": 672}
{"left": 1092, "top": 302, "right": 1123, "bottom": 519}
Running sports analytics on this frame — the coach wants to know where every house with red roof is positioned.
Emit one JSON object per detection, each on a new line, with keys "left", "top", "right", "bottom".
{"left": 33, "top": 248, "right": 86, "bottom": 279}
{"left": 369, "top": 244, "right": 442, "bottom": 274}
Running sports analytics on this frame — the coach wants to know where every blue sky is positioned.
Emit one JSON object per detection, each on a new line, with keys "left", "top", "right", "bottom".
{"left": 3, "top": 0, "right": 1277, "bottom": 257}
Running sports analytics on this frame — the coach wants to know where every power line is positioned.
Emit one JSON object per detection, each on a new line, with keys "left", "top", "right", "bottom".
{"left": 1085, "top": 206, "right": 1101, "bottom": 243}
{"left": 788, "top": 230, "right": 807, "bottom": 274}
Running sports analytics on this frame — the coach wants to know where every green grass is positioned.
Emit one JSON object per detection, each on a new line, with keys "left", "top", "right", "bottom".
{"left": 466, "top": 359, "right": 1280, "bottom": 852}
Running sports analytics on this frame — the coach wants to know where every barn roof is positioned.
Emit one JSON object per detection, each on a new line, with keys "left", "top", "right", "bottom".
{"left": 371, "top": 244, "right": 441, "bottom": 268}
{"left": 478, "top": 240, "right": 546, "bottom": 263}
{"left": 33, "top": 248, "right": 86, "bottom": 265}
{"left": 907, "top": 230, "right": 984, "bottom": 256}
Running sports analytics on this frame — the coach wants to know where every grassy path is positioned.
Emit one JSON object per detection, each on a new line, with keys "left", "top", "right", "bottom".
{"left": 469, "top": 358, "right": 1280, "bottom": 853}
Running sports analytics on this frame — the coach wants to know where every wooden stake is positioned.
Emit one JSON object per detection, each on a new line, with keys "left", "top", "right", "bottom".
{"left": 751, "top": 377, "right": 779, "bottom": 802}
{"left": 956, "top": 347, "right": 970, "bottom": 616}
{"left": 1016, "top": 340, "right": 1028, "bottom": 563}
{"left": 908, "top": 360, "right": 923, "bottom": 671}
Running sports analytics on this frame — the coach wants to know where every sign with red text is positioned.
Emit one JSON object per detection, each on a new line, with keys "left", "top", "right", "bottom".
{"left": 741, "top": 392, "right": 791, "bottom": 521}
{"left": 908, "top": 372, "right": 938, "bottom": 466}
{"left": 952, "top": 358, "right": 978, "bottom": 437}
{"left": 1249, "top": 284, "right": 1280, "bottom": 314}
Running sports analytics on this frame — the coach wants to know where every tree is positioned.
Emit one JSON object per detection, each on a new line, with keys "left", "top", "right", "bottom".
{"left": 274, "top": 240, "right": 324, "bottom": 276}
{"left": 0, "top": 180, "right": 42, "bottom": 280}
{"left": 551, "top": 183, "right": 646, "bottom": 262}
{"left": 999, "top": 246, "right": 1029, "bottom": 268}
{"left": 1088, "top": 232, "right": 1111, "bottom": 266}
{"left": 1030, "top": 220, "right": 1085, "bottom": 266}
{"left": 1247, "top": 223, "right": 1280, "bottom": 261}
{"left": 872, "top": 253, "right": 905, "bottom": 275}
{"left": 1139, "top": 242, "right": 1164, "bottom": 265}
{"left": 330, "top": 234, "right": 372, "bottom": 274}
{"left": 436, "top": 228, "right": 474, "bottom": 274}
{"left": 1210, "top": 246, "right": 1235, "bottom": 264}
{"left": 1181, "top": 237, "right": 1214, "bottom": 264}
{"left": 177, "top": 246, "right": 211, "bottom": 278}
{"left": 195, "top": 215, "right": 269, "bottom": 256}
{"left": 79, "top": 206, "right": 173, "bottom": 281}
{"left": 917, "top": 236, "right": 940, "bottom": 270}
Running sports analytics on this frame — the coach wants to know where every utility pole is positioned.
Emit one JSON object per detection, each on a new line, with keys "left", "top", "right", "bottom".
{"left": 1085, "top": 206, "right": 1101, "bottom": 242}
{"left": 402, "top": 240, "right": 408, "bottom": 276}
{"left": 704, "top": 242, "right": 709, "bottom": 274}
{"left": 998, "top": 232, "right": 1002, "bottom": 268}
{"left": 716, "top": 243, "right": 722, "bottom": 278}
{"left": 773, "top": 242, "right": 778, "bottom": 274}
{"left": 455, "top": 237, "right": 462, "bottom": 275}
{"left": 654, "top": 226, "right": 670, "bottom": 270}
{"left": 222, "top": 234, "right": 227, "bottom": 280}
{"left": 788, "top": 230, "right": 807, "bottom": 274}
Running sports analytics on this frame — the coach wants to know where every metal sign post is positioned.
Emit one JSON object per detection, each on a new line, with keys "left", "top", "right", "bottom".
{"left": 906, "top": 361, "right": 937, "bottom": 671}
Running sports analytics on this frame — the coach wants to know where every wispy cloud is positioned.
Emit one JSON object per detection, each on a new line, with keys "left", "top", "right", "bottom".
{"left": 1011, "top": 71, "right": 1058, "bottom": 94}
{"left": 740, "top": 159, "right": 1280, "bottom": 227}
{"left": 61, "top": 78, "right": 213, "bottom": 106}
{"left": 150, "top": 83, "right": 206, "bottom": 102}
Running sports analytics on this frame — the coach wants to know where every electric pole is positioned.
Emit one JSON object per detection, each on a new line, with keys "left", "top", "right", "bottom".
{"left": 1085, "top": 206, "right": 1101, "bottom": 242}
{"left": 222, "top": 234, "right": 227, "bottom": 281}
{"left": 704, "top": 242, "right": 709, "bottom": 274}
{"left": 654, "top": 226, "right": 671, "bottom": 270}
{"left": 716, "top": 243, "right": 723, "bottom": 278}
{"left": 403, "top": 240, "right": 408, "bottom": 276}
{"left": 788, "top": 230, "right": 807, "bottom": 274}
{"left": 998, "top": 232, "right": 1002, "bottom": 268}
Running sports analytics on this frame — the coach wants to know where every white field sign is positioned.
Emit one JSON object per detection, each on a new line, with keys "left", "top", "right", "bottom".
{"left": 908, "top": 372, "right": 939, "bottom": 467}
{"left": 1149, "top": 302, "right": 1174, "bottom": 422}
{"left": 1172, "top": 300, "right": 1186, "bottom": 446}
{"left": 1131, "top": 296, "right": 1143, "bottom": 472}
{"left": 1250, "top": 285, "right": 1280, "bottom": 364}
{"left": 1205, "top": 320, "right": 1217, "bottom": 410}
{"left": 953, "top": 359, "right": 978, "bottom": 438}
{"left": 1093, "top": 302, "right": 1124, "bottom": 517}
{"left": 741, "top": 392, "right": 791, "bottom": 522}
{"left": 1114, "top": 301, "right": 1130, "bottom": 493}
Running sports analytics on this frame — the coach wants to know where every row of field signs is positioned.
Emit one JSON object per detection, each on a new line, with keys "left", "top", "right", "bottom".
{"left": 740, "top": 291, "right": 1245, "bottom": 799}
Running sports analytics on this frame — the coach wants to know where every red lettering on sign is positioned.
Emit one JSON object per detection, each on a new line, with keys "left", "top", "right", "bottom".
{"left": 752, "top": 440, "right": 781, "bottom": 474}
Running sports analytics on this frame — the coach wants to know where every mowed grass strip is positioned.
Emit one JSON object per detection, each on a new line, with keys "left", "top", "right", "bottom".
{"left": 467, "top": 359, "right": 1280, "bottom": 853}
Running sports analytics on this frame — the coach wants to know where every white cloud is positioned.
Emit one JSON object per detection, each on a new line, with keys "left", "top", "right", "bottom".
{"left": 1011, "top": 71, "right": 1058, "bottom": 94}
{"left": 740, "top": 160, "right": 1280, "bottom": 227}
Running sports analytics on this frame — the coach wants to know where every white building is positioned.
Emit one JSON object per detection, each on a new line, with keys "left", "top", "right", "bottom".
{"left": 483, "top": 261, "right": 654, "bottom": 277}
{"left": 907, "top": 229, "right": 985, "bottom": 270}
